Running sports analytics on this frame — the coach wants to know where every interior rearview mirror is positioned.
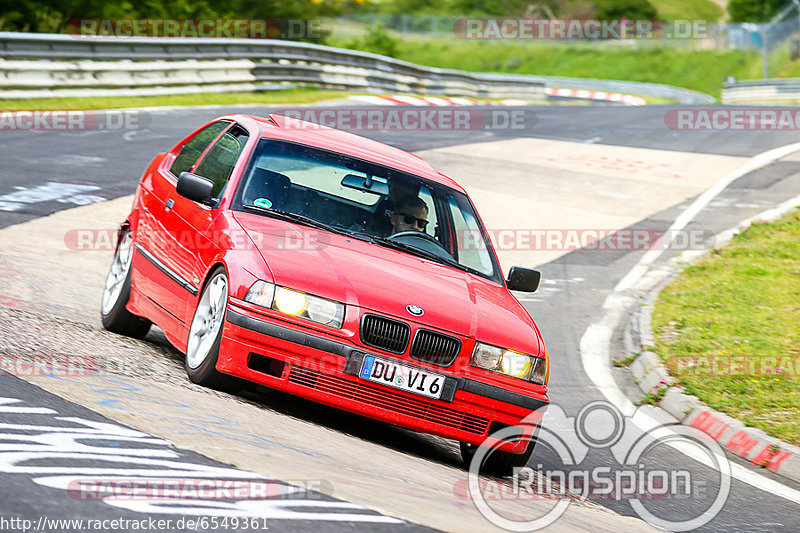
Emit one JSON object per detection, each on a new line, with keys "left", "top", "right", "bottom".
{"left": 177, "top": 172, "right": 214, "bottom": 204}
{"left": 506, "top": 267, "right": 541, "bottom": 292}
{"left": 341, "top": 173, "right": 390, "bottom": 196}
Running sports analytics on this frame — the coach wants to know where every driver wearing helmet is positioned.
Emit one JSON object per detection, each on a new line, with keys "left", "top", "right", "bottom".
{"left": 390, "top": 196, "right": 429, "bottom": 234}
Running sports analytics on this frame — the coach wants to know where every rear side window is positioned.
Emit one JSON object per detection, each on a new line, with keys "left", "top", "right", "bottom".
{"left": 194, "top": 126, "right": 249, "bottom": 198}
{"left": 169, "top": 121, "right": 229, "bottom": 177}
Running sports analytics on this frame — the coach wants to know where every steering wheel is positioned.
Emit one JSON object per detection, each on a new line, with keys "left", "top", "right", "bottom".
{"left": 387, "top": 230, "right": 453, "bottom": 260}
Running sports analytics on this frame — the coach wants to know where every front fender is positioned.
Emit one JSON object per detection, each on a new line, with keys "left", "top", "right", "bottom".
{"left": 195, "top": 211, "right": 275, "bottom": 304}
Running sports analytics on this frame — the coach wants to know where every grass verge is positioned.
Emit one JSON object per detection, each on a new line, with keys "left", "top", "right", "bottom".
{"left": 0, "top": 88, "right": 355, "bottom": 111}
{"left": 652, "top": 208, "right": 800, "bottom": 445}
{"left": 330, "top": 37, "right": 762, "bottom": 99}
{"left": 651, "top": 0, "right": 724, "bottom": 22}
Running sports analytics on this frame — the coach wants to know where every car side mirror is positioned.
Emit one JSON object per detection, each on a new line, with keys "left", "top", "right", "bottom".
{"left": 506, "top": 267, "right": 541, "bottom": 292}
{"left": 177, "top": 172, "right": 214, "bottom": 204}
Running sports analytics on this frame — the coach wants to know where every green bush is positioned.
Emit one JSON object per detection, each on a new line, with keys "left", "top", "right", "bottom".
{"left": 344, "top": 23, "right": 400, "bottom": 58}
{"left": 594, "top": 0, "right": 658, "bottom": 19}
{"left": 728, "top": 0, "right": 786, "bottom": 22}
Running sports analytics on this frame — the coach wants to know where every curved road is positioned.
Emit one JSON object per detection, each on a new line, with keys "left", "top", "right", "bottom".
{"left": 1, "top": 103, "right": 799, "bottom": 532}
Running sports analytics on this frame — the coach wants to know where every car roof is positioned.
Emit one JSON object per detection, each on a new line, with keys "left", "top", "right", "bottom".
{"left": 223, "top": 113, "right": 465, "bottom": 191}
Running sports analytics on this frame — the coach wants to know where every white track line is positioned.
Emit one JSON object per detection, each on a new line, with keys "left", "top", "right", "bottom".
{"left": 615, "top": 141, "right": 800, "bottom": 292}
{"left": 580, "top": 141, "right": 800, "bottom": 504}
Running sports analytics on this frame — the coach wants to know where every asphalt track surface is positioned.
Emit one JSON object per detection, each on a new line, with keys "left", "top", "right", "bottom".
{"left": 1, "top": 103, "right": 800, "bottom": 532}
{"left": 0, "top": 373, "right": 425, "bottom": 532}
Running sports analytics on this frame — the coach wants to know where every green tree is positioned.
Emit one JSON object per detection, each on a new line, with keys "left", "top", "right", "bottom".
{"left": 343, "top": 22, "right": 400, "bottom": 56}
{"left": 728, "top": 0, "right": 787, "bottom": 22}
{"left": 593, "top": 0, "right": 657, "bottom": 19}
{"left": 449, "top": 0, "right": 556, "bottom": 16}
{"left": 0, "top": 0, "right": 346, "bottom": 35}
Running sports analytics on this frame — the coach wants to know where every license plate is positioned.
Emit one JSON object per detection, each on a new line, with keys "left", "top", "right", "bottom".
{"left": 359, "top": 355, "right": 445, "bottom": 400}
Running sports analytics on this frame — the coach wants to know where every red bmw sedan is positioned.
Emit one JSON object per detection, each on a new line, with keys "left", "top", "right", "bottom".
{"left": 101, "top": 114, "right": 548, "bottom": 475}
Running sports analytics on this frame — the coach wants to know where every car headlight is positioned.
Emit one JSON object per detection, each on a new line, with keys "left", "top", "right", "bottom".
{"left": 530, "top": 355, "right": 547, "bottom": 385}
{"left": 471, "top": 343, "right": 503, "bottom": 370}
{"left": 274, "top": 286, "right": 306, "bottom": 315}
{"left": 244, "top": 281, "right": 345, "bottom": 329}
{"left": 470, "top": 342, "right": 547, "bottom": 384}
{"left": 501, "top": 350, "right": 532, "bottom": 379}
{"left": 244, "top": 280, "right": 275, "bottom": 309}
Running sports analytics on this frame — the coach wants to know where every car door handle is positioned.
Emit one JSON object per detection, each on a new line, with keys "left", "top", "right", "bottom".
{"left": 165, "top": 198, "right": 175, "bottom": 210}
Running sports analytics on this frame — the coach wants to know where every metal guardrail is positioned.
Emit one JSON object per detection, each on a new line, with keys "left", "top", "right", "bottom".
{"left": 0, "top": 31, "right": 714, "bottom": 103}
{"left": 722, "top": 78, "right": 800, "bottom": 103}
{"left": 540, "top": 76, "right": 715, "bottom": 104}
{"left": 0, "top": 32, "right": 546, "bottom": 100}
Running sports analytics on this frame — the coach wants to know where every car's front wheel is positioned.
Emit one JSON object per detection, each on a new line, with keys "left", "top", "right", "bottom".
{"left": 101, "top": 227, "right": 151, "bottom": 338}
{"left": 185, "top": 266, "right": 238, "bottom": 390}
{"left": 460, "top": 436, "right": 536, "bottom": 477}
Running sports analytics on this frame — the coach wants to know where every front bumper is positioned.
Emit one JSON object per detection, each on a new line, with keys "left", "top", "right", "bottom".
{"left": 217, "top": 304, "right": 548, "bottom": 453}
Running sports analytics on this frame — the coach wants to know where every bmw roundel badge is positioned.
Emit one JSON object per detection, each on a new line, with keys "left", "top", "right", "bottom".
{"left": 406, "top": 305, "right": 424, "bottom": 316}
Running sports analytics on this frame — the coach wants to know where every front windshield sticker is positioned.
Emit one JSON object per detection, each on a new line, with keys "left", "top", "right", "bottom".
{"left": 253, "top": 198, "right": 273, "bottom": 209}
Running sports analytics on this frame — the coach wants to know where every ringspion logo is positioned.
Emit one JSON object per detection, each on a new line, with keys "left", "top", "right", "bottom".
{"left": 463, "top": 401, "right": 731, "bottom": 531}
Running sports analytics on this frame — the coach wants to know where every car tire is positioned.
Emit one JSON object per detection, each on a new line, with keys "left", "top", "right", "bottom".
{"left": 185, "top": 266, "right": 240, "bottom": 391}
{"left": 101, "top": 227, "right": 151, "bottom": 339}
{"left": 460, "top": 436, "right": 536, "bottom": 477}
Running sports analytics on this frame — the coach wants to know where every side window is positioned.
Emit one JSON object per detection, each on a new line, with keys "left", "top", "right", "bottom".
{"left": 194, "top": 126, "right": 249, "bottom": 198}
{"left": 417, "top": 185, "right": 438, "bottom": 239}
{"left": 448, "top": 195, "right": 494, "bottom": 276}
{"left": 169, "top": 121, "right": 229, "bottom": 177}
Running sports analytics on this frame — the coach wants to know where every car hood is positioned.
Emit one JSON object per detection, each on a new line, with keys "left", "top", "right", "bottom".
{"left": 234, "top": 212, "right": 543, "bottom": 354}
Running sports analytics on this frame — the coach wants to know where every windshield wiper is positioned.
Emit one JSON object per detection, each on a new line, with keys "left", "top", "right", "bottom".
{"left": 370, "top": 236, "right": 467, "bottom": 271}
{"left": 242, "top": 204, "right": 341, "bottom": 233}
{"left": 241, "top": 204, "right": 375, "bottom": 242}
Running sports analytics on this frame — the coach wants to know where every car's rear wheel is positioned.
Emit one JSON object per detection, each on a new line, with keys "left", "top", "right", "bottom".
{"left": 185, "top": 266, "right": 238, "bottom": 390}
{"left": 460, "top": 436, "right": 536, "bottom": 477}
{"left": 101, "top": 227, "right": 151, "bottom": 338}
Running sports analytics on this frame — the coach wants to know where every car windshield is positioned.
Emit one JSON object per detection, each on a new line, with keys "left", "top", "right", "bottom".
{"left": 233, "top": 139, "right": 501, "bottom": 282}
